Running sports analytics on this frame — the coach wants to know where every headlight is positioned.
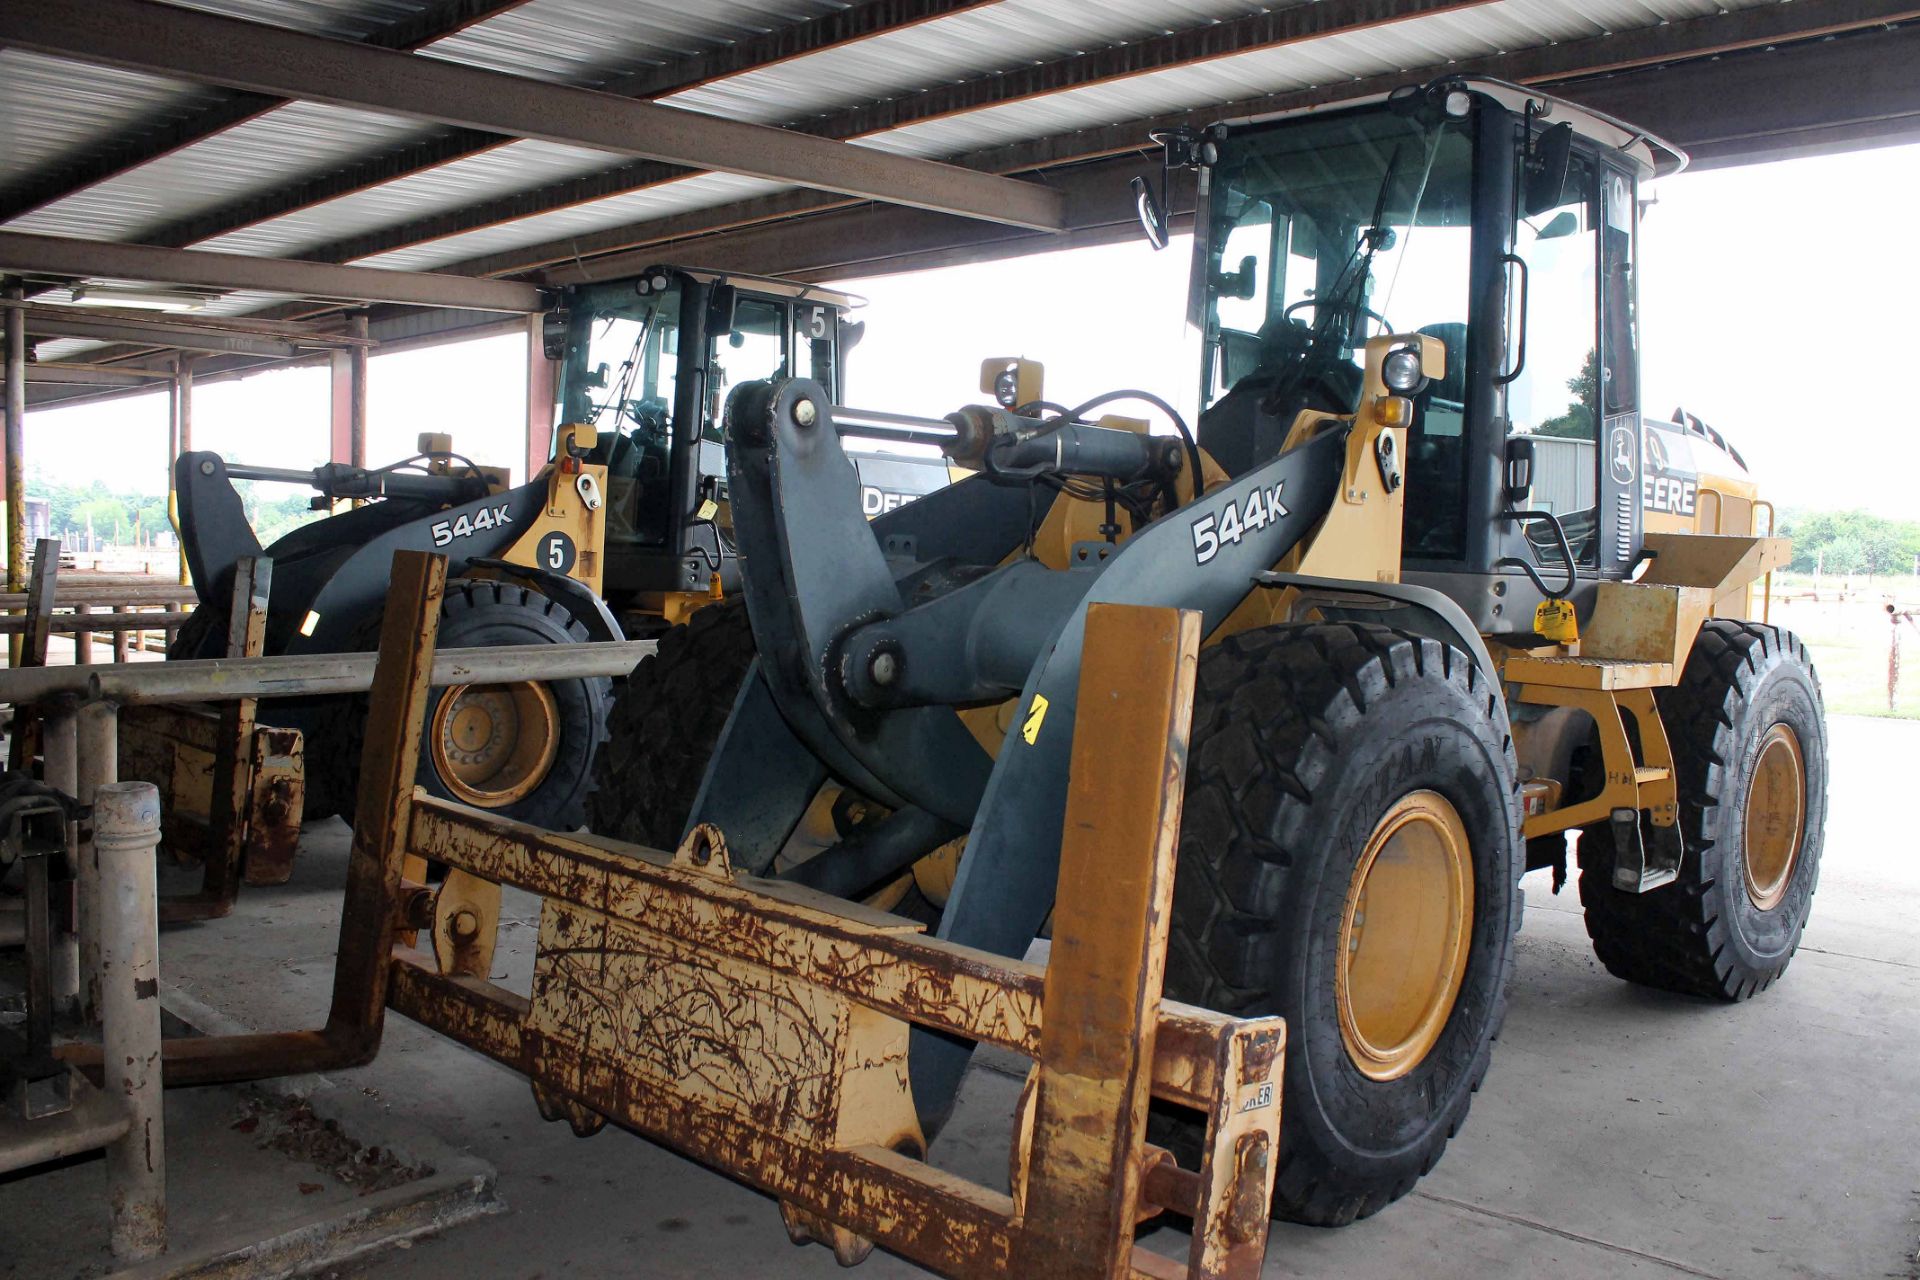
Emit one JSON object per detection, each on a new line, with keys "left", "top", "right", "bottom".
{"left": 1382, "top": 346, "right": 1426, "bottom": 394}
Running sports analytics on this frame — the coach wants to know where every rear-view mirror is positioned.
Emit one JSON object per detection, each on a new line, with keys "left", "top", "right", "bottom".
{"left": 1131, "top": 175, "right": 1169, "bottom": 251}
{"left": 1524, "top": 122, "right": 1573, "bottom": 216}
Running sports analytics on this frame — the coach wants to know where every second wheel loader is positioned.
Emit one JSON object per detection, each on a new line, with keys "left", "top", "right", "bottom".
{"left": 589, "top": 76, "right": 1825, "bottom": 1227}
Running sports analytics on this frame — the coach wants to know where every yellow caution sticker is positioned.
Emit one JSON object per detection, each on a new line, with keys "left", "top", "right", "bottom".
{"left": 1533, "top": 598, "right": 1579, "bottom": 644}
{"left": 1021, "top": 693, "right": 1049, "bottom": 745}
{"left": 695, "top": 498, "right": 719, "bottom": 521}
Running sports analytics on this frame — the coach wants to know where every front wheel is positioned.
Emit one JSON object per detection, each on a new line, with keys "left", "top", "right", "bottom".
{"left": 1578, "top": 620, "right": 1827, "bottom": 1000}
{"left": 1160, "top": 623, "right": 1523, "bottom": 1226}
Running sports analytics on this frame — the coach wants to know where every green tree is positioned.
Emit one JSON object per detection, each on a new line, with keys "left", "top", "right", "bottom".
{"left": 1531, "top": 348, "right": 1600, "bottom": 440}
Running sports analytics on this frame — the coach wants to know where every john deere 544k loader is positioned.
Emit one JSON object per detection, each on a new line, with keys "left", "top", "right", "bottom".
{"left": 591, "top": 76, "right": 1824, "bottom": 1226}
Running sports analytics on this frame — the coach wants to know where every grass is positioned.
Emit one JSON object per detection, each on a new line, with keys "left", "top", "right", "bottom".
{"left": 1766, "top": 573, "right": 1920, "bottom": 720}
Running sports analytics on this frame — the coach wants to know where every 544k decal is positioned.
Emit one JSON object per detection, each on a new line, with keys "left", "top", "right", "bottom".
{"left": 1190, "top": 481, "right": 1289, "bottom": 565}
{"left": 430, "top": 503, "right": 512, "bottom": 547}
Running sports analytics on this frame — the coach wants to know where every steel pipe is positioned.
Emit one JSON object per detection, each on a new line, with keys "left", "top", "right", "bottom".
{"left": 0, "top": 639, "right": 653, "bottom": 707}
{"left": 93, "top": 781, "right": 166, "bottom": 1260}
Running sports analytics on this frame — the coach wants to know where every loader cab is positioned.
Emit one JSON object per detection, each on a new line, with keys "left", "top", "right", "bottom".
{"left": 1189, "top": 79, "right": 1670, "bottom": 635}
{"left": 549, "top": 266, "right": 859, "bottom": 610}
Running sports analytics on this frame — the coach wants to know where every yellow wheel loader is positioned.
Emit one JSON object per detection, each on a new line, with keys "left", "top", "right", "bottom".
{"left": 589, "top": 76, "right": 1824, "bottom": 1228}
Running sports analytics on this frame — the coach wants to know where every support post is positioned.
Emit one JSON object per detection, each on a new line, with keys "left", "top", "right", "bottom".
{"left": 76, "top": 697, "right": 118, "bottom": 1022}
{"left": 348, "top": 313, "right": 368, "bottom": 470}
{"left": 524, "top": 311, "right": 555, "bottom": 482}
{"left": 42, "top": 698, "right": 79, "bottom": 1015}
{"left": 8, "top": 536, "right": 59, "bottom": 769}
{"left": 329, "top": 347, "right": 352, "bottom": 469}
{"left": 168, "top": 355, "right": 191, "bottom": 585}
{"left": 5, "top": 278, "right": 25, "bottom": 667}
{"left": 93, "top": 780, "right": 166, "bottom": 1261}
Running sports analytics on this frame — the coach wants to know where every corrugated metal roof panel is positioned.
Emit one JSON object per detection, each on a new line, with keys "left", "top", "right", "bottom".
{"left": 165, "top": 0, "right": 441, "bottom": 40}
{"left": 194, "top": 138, "right": 621, "bottom": 257}
{"left": 356, "top": 170, "right": 792, "bottom": 271}
{"left": 7, "top": 103, "right": 429, "bottom": 243}
{"left": 0, "top": 51, "right": 221, "bottom": 180}
{"left": 420, "top": 0, "right": 847, "bottom": 86}
{"left": 663, "top": 0, "right": 1278, "bottom": 124}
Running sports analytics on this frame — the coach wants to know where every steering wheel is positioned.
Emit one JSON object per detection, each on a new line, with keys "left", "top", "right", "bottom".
{"left": 622, "top": 396, "right": 670, "bottom": 439}
{"left": 1282, "top": 296, "right": 1390, "bottom": 336}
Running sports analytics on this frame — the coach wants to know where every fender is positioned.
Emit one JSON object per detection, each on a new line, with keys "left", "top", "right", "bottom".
{"left": 467, "top": 557, "right": 624, "bottom": 643}
{"left": 1254, "top": 571, "right": 1498, "bottom": 683}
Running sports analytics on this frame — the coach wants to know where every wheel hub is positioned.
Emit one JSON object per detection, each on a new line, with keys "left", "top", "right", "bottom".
{"left": 429, "top": 680, "right": 560, "bottom": 808}
{"left": 1337, "top": 790, "right": 1474, "bottom": 1082}
{"left": 1743, "top": 722, "right": 1806, "bottom": 911}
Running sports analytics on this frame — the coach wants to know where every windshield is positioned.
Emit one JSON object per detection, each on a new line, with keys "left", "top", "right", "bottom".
{"left": 1198, "top": 103, "right": 1474, "bottom": 556}
{"left": 558, "top": 282, "right": 684, "bottom": 547}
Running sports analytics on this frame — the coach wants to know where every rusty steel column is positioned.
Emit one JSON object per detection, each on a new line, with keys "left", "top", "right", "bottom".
{"left": 349, "top": 312, "right": 368, "bottom": 470}
{"left": 42, "top": 698, "right": 80, "bottom": 1015}
{"left": 94, "top": 780, "right": 167, "bottom": 1261}
{"left": 75, "top": 696, "right": 118, "bottom": 1021}
{"left": 168, "top": 355, "right": 192, "bottom": 585}
{"left": 5, "top": 278, "right": 26, "bottom": 667}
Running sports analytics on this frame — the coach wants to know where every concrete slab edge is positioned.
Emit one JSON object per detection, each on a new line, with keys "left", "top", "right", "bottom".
{"left": 103, "top": 982, "right": 505, "bottom": 1280}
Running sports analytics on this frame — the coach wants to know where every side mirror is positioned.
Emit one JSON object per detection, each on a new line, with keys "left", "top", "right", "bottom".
{"left": 541, "top": 310, "right": 569, "bottom": 361}
{"left": 1524, "top": 122, "right": 1573, "bottom": 216}
{"left": 585, "top": 361, "right": 610, "bottom": 390}
{"left": 1534, "top": 210, "right": 1579, "bottom": 240}
{"left": 1131, "top": 175, "right": 1169, "bottom": 251}
{"left": 1505, "top": 434, "right": 1536, "bottom": 506}
{"left": 706, "top": 283, "right": 739, "bottom": 337}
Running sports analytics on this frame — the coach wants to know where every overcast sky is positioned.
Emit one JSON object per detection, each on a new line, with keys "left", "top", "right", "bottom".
{"left": 25, "top": 139, "right": 1920, "bottom": 520}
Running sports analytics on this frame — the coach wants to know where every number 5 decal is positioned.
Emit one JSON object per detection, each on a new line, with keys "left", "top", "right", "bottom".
{"left": 807, "top": 306, "right": 828, "bottom": 339}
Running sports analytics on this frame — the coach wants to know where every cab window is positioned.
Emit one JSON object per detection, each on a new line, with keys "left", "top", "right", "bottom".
{"left": 1506, "top": 150, "right": 1600, "bottom": 564}
{"left": 706, "top": 297, "right": 789, "bottom": 440}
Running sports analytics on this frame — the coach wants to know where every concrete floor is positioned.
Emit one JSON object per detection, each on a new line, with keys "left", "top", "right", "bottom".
{"left": 98, "top": 716, "right": 1920, "bottom": 1278}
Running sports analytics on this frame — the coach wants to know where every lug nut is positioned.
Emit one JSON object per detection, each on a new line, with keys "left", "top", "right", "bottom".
{"left": 792, "top": 399, "right": 818, "bottom": 428}
{"left": 869, "top": 651, "right": 899, "bottom": 687}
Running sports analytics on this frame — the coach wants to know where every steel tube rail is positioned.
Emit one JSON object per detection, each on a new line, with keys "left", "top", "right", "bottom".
{"left": 0, "top": 639, "right": 654, "bottom": 707}
{"left": 92, "top": 781, "right": 167, "bottom": 1260}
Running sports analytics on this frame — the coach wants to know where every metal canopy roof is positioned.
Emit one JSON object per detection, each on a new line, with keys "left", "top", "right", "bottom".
{"left": 2, "top": 0, "right": 1915, "bottom": 400}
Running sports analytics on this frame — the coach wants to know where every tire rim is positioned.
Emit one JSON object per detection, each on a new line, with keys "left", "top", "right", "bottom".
{"left": 429, "top": 681, "right": 560, "bottom": 808}
{"left": 1742, "top": 723, "right": 1806, "bottom": 911}
{"left": 1337, "top": 790, "right": 1474, "bottom": 1082}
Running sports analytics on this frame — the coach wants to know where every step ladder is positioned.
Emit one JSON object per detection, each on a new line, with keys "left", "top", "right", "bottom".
{"left": 1505, "top": 652, "right": 1683, "bottom": 893}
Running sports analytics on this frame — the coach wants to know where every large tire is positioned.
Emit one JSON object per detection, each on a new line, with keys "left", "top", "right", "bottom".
{"left": 332, "top": 581, "right": 611, "bottom": 831}
{"left": 587, "top": 599, "right": 755, "bottom": 847}
{"left": 1160, "top": 622, "right": 1523, "bottom": 1226}
{"left": 1577, "top": 620, "right": 1827, "bottom": 1000}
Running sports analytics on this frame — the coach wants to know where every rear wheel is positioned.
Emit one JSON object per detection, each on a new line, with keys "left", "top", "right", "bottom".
{"left": 1578, "top": 621, "right": 1827, "bottom": 999}
{"left": 1159, "top": 623, "right": 1523, "bottom": 1226}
